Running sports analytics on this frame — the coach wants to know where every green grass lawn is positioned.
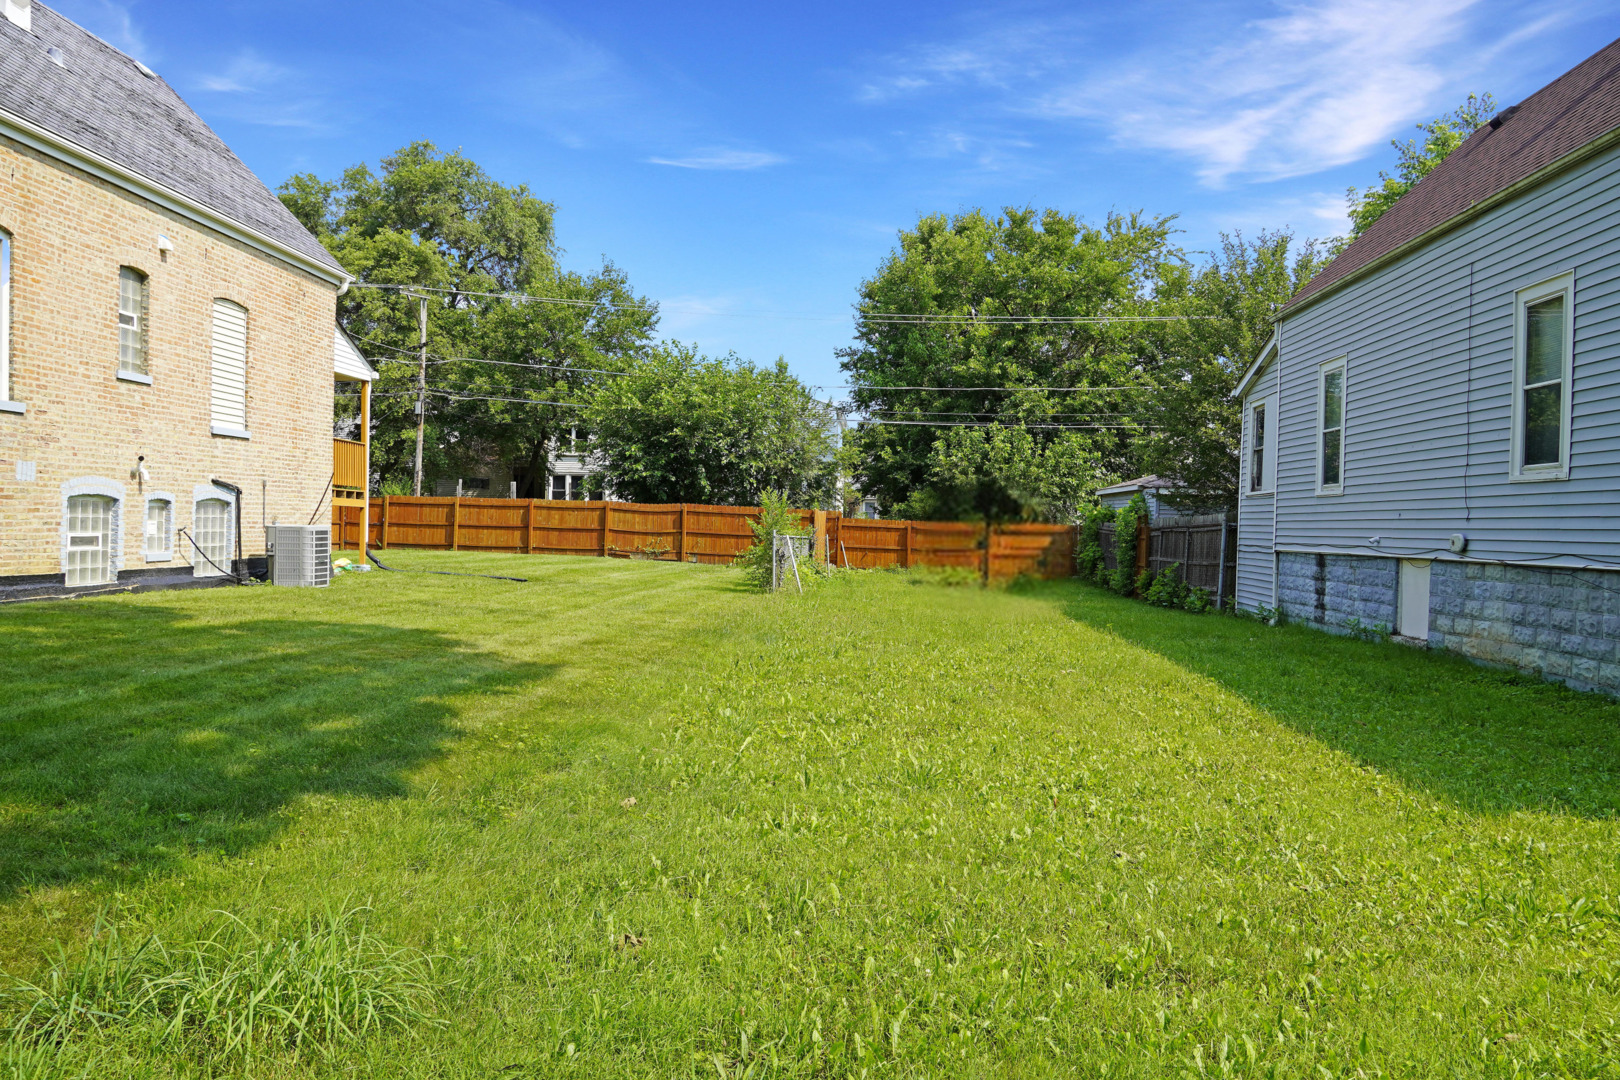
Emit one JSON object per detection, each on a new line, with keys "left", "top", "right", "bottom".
{"left": 1, "top": 553, "right": 1617, "bottom": 1078}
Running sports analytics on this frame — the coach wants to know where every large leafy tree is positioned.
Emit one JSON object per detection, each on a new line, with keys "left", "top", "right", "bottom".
{"left": 1132, "top": 231, "right": 1332, "bottom": 510}
{"left": 1344, "top": 94, "right": 1496, "bottom": 240}
{"left": 280, "top": 142, "right": 657, "bottom": 494}
{"left": 583, "top": 343, "right": 834, "bottom": 505}
{"left": 838, "top": 208, "right": 1181, "bottom": 521}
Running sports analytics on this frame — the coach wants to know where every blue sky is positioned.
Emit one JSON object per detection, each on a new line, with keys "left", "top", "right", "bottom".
{"left": 53, "top": 0, "right": 1620, "bottom": 391}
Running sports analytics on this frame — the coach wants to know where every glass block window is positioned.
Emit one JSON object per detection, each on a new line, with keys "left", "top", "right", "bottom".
{"left": 65, "top": 494, "right": 115, "bottom": 586}
{"left": 194, "top": 498, "right": 232, "bottom": 576}
{"left": 144, "top": 498, "right": 172, "bottom": 558}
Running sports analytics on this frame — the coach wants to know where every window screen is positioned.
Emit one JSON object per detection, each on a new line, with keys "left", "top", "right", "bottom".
{"left": 65, "top": 494, "right": 114, "bottom": 586}
{"left": 194, "top": 498, "right": 232, "bottom": 576}
{"left": 119, "top": 267, "right": 148, "bottom": 375}
{"left": 550, "top": 474, "right": 568, "bottom": 500}
{"left": 1320, "top": 364, "right": 1344, "bottom": 489}
{"left": 1248, "top": 403, "right": 1267, "bottom": 492}
{"left": 1522, "top": 295, "right": 1565, "bottom": 468}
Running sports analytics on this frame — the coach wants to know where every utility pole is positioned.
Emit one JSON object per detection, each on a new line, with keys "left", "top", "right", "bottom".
{"left": 412, "top": 292, "right": 428, "bottom": 496}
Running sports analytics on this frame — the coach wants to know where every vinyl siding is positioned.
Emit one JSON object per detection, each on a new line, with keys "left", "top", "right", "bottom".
{"left": 1264, "top": 140, "right": 1620, "bottom": 568}
{"left": 209, "top": 299, "right": 248, "bottom": 432}
{"left": 1235, "top": 361, "right": 1277, "bottom": 611}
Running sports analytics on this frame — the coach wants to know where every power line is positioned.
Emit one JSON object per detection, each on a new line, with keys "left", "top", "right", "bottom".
{"left": 345, "top": 282, "right": 1211, "bottom": 326}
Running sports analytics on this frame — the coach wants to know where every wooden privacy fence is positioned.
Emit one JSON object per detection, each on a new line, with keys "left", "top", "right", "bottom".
{"left": 334, "top": 496, "right": 1080, "bottom": 582}
{"left": 1099, "top": 518, "right": 1237, "bottom": 605}
{"left": 334, "top": 497, "right": 804, "bottom": 565}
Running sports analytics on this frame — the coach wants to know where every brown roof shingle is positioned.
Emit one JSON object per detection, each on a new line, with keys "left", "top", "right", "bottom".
{"left": 1284, "top": 36, "right": 1620, "bottom": 313}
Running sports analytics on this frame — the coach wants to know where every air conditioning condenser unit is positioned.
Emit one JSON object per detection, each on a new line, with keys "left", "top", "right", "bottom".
{"left": 265, "top": 525, "right": 331, "bottom": 587}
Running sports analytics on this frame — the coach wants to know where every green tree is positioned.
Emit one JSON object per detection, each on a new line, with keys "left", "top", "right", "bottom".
{"left": 1345, "top": 94, "right": 1497, "bottom": 239}
{"left": 1132, "top": 231, "right": 1332, "bottom": 510}
{"left": 839, "top": 207, "right": 1182, "bottom": 521}
{"left": 278, "top": 142, "right": 658, "bottom": 495}
{"left": 582, "top": 343, "right": 835, "bottom": 505}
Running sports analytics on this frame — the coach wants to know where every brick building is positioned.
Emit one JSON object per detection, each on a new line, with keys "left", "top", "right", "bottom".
{"left": 0, "top": 1, "right": 360, "bottom": 597}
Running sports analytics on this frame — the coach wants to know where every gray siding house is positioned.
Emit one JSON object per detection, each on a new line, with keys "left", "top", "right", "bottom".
{"left": 1234, "top": 37, "right": 1620, "bottom": 695}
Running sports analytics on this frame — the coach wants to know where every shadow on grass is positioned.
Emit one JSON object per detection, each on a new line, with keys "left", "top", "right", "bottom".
{"left": 1045, "top": 581, "right": 1620, "bottom": 819}
{"left": 0, "top": 602, "right": 554, "bottom": 897}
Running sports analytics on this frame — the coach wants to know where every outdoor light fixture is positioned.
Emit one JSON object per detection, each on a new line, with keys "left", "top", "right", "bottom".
{"left": 130, "top": 455, "right": 149, "bottom": 486}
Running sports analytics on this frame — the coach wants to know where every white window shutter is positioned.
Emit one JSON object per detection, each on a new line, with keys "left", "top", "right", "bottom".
{"left": 210, "top": 299, "right": 248, "bottom": 431}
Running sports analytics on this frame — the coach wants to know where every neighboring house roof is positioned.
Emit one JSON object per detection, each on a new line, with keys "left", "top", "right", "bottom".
{"left": 1096, "top": 475, "right": 1180, "bottom": 496}
{"left": 1283, "top": 36, "right": 1620, "bottom": 316}
{"left": 333, "top": 328, "right": 376, "bottom": 383}
{"left": 0, "top": 3, "right": 346, "bottom": 281}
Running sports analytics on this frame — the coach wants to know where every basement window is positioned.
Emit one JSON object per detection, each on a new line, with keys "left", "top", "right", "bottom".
{"left": 65, "top": 494, "right": 116, "bottom": 586}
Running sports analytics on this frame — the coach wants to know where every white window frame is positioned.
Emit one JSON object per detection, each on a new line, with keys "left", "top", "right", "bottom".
{"left": 0, "top": 227, "right": 17, "bottom": 413}
{"left": 143, "top": 494, "right": 174, "bottom": 561}
{"left": 1510, "top": 271, "right": 1575, "bottom": 481}
{"left": 1315, "top": 356, "right": 1347, "bottom": 496}
{"left": 117, "top": 266, "right": 151, "bottom": 382}
{"left": 1244, "top": 395, "right": 1276, "bottom": 496}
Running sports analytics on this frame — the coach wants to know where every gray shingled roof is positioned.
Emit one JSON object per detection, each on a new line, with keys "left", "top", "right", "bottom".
{"left": 0, "top": 3, "right": 344, "bottom": 276}
{"left": 1285, "top": 35, "right": 1620, "bottom": 313}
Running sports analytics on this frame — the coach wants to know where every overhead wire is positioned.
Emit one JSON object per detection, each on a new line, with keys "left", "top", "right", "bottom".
{"left": 344, "top": 281, "right": 1211, "bottom": 326}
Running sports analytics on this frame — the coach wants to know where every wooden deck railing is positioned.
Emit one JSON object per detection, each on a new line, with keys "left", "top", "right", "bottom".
{"left": 333, "top": 438, "right": 367, "bottom": 490}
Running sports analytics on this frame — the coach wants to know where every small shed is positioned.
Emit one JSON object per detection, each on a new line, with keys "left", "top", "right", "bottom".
{"left": 1095, "top": 476, "right": 1188, "bottom": 519}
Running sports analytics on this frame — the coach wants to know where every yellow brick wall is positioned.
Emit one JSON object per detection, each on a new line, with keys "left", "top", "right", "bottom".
{"left": 0, "top": 134, "right": 341, "bottom": 580}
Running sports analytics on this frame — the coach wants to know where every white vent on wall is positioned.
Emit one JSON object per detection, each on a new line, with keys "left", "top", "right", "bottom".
{"left": 15, "top": 460, "right": 34, "bottom": 482}
{"left": 266, "top": 525, "right": 330, "bottom": 588}
{"left": 3, "top": 0, "right": 32, "bottom": 33}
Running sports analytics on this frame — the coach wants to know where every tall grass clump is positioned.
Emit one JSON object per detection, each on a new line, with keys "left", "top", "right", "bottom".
{"left": 2, "top": 908, "right": 441, "bottom": 1060}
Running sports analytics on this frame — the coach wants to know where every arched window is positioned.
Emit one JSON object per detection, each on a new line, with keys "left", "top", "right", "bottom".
{"left": 118, "top": 267, "right": 149, "bottom": 377}
{"left": 144, "top": 497, "right": 173, "bottom": 560}
{"left": 65, "top": 494, "right": 116, "bottom": 586}
{"left": 193, "top": 497, "right": 232, "bottom": 577}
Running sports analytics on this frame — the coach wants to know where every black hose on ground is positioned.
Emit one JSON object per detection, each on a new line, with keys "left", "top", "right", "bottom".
{"left": 364, "top": 545, "right": 529, "bottom": 583}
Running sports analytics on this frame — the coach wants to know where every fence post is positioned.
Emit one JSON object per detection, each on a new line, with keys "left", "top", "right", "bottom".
{"left": 381, "top": 496, "right": 391, "bottom": 549}
{"left": 451, "top": 495, "right": 461, "bottom": 551}
{"left": 678, "top": 504, "right": 688, "bottom": 563}
{"left": 812, "top": 509, "right": 826, "bottom": 563}
{"left": 1135, "top": 518, "right": 1150, "bottom": 579}
{"left": 601, "top": 502, "right": 610, "bottom": 557}
{"left": 1215, "top": 520, "right": 1229, "bottom": 610}
{"left": 525, "top": 498, "right": 535, "bottom": 555}
{"left": 904, "top": 522, "right": 913, "bottom": 568}
{"left": 982, "top": 523, "right": 992, "bottom": 584}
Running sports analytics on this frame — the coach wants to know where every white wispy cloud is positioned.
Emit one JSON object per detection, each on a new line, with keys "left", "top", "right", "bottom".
{"left": 1043, "top": 0, "right": 1488, "bottom": 184}
{"left": 51, "top": 0, "right": 148, "bottom": 60}
{"left": 192, "top": 50, "right": 333, "bottom": 131}
{"left": 198, "top": 52, "right": 291, "bottom": 94}
{"left": 856, "top": 0, "right": 1576, "bottom": 185}
{"left": 647, "top": 149, "right": 787, "bottom": 171}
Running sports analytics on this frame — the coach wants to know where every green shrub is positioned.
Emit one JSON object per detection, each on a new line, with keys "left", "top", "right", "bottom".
{"left": 1144, "top": 563, "right": 1189, "bottom": 608}
{"left": 1076, "top": 505, "right": 1115, "bottom": 581}
{"left": 736, "top": 489, "right": 809, "bottom": 589}
{"left": 1109, "top": 493, "right": 1147, "bottom": 594}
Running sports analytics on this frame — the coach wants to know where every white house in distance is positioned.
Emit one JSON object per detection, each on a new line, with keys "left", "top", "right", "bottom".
{"left": 1234, "top": 36, "right": 1620, "bottom": 696}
